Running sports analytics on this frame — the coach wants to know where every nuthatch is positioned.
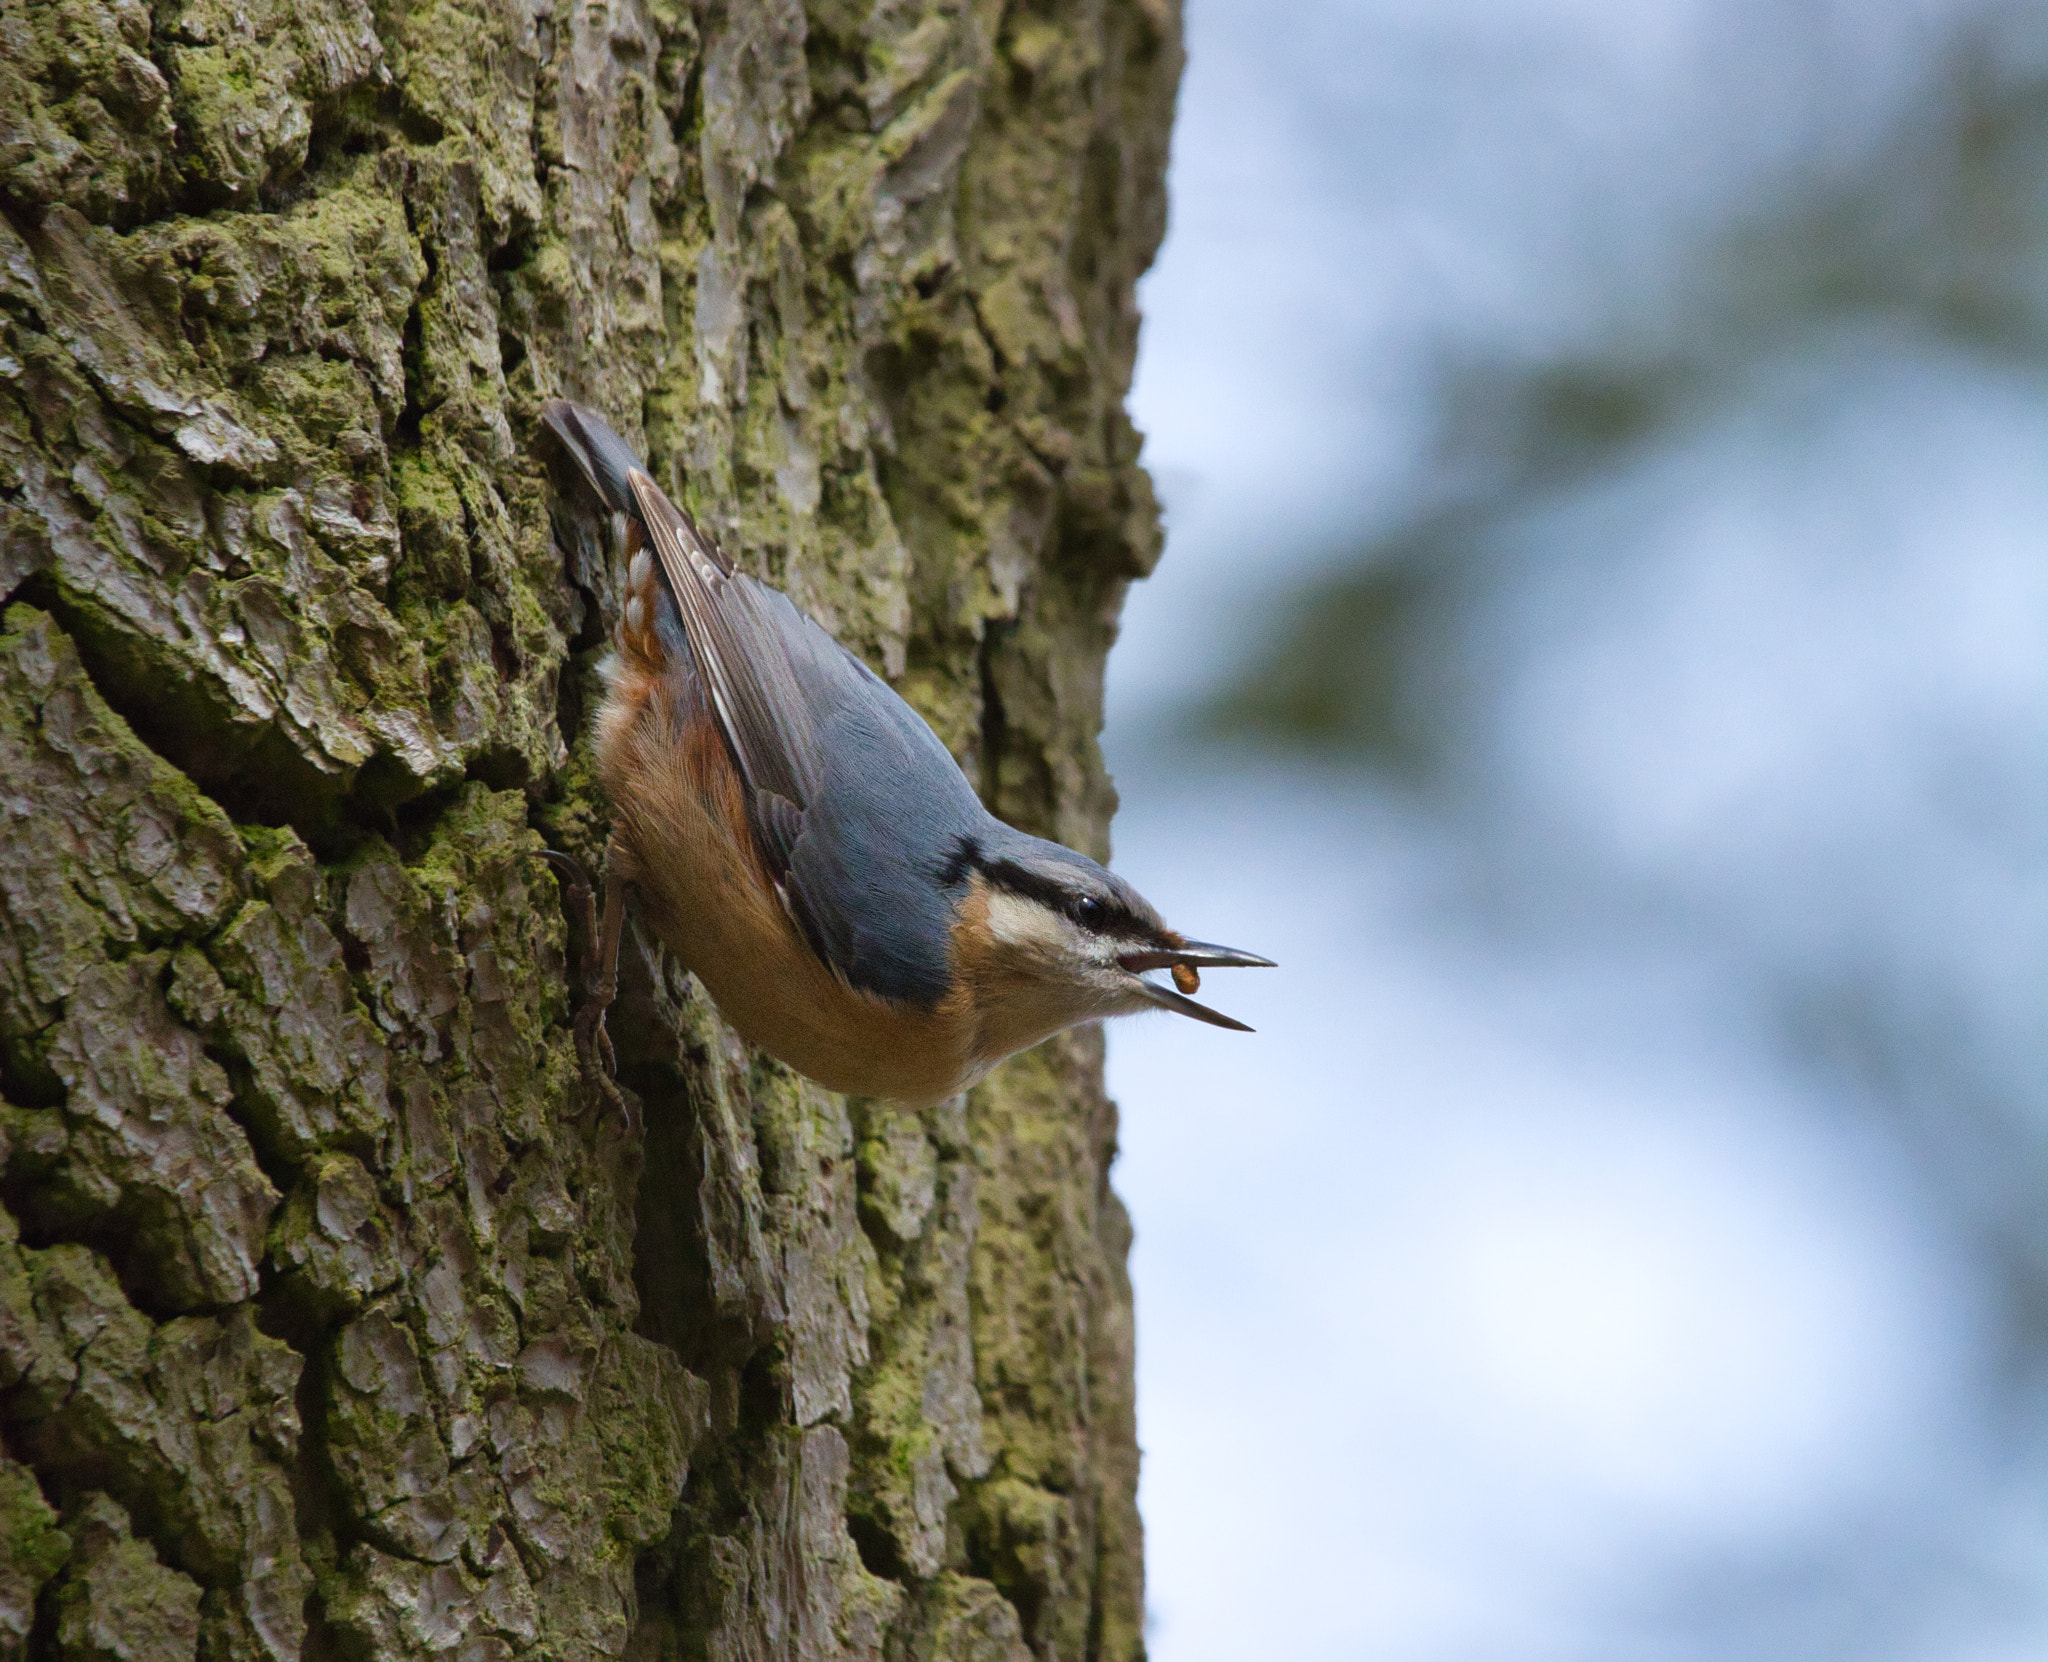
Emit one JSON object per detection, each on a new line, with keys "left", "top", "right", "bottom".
{"left": 541, "top": 399, "right": 1273, "bottom": 1106}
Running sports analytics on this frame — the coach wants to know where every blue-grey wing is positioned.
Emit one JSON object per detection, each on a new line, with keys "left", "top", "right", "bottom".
{"left": 545, "top": 398, "right": 987, "bottom": 1005}
{"left": 781, "top": 671, "right": 991, "bottom": 1006}
{"left": 682, "top": 585, "right": 986, "bottom": 1008}
{"left": 644, "top": 542, "right": 988, "bottom": 1005}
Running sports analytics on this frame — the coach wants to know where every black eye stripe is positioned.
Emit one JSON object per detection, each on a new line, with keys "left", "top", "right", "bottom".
{"left": 974, "top": 857, "right": 1163, "bottom": 944}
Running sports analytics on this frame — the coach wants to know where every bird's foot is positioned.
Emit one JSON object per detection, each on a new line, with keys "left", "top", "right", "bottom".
{"left": 541, "top": 848, "right": 631, "bottom": 1125}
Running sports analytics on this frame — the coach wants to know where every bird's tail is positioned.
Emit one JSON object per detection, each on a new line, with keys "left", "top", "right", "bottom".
{"left": 541, "top": 399, "right": 649, "bottom": 530}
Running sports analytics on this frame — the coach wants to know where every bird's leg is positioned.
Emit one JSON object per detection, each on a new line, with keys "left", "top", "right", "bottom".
{"left": 541, "top": 848, "right": 597, "bottom": 966}
{"left": 582, "top": 853, "right": 627, "bottom": 1080}
{"left": 541, "top": 845, "right": 627, "bottom": 1117}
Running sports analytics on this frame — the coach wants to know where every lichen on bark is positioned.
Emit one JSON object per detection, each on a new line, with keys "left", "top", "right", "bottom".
{"left": 0, "top": 0, "right": 1179, "bottom": 1657}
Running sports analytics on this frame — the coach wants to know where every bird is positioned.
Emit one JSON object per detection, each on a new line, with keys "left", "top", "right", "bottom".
{"left": 539, "top": 398, "right": 1273, "bottom": 1107}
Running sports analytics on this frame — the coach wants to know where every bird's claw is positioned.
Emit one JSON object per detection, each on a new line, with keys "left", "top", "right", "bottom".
{"left": 542, "top": 847, "right": 631, "bottom": 1125}
{"left": 572, "top": 995, "right": 613, "bottom": 1072}
{"left": 573, "top": 999, "right": 628, "bottom": 1121}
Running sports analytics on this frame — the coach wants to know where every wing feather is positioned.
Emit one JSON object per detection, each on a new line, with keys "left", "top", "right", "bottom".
{"left": 545, "top": 399, "right": 989, "bottom": 1007}
{"left": 626, "top": 471, "right": 834, "bottom": 813}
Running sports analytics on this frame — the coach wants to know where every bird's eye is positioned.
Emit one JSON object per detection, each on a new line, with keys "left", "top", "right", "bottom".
{"left": 1071, "top": 896, "right": 1107, "bottom": 929}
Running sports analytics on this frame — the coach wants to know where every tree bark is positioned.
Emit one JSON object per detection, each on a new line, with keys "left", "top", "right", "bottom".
{"left": 0, "top": 0, "right": 1180, "bottom": 1657}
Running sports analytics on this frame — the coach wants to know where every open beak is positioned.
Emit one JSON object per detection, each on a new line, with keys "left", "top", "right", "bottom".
{"left": 1116, "top": 940, "right": 1278, "bottom": 974}
{"left": 1117, "top": 939, "right": 1275, "bottom": 1032}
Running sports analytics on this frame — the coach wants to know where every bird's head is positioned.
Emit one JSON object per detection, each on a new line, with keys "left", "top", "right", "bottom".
{"left": 942, "top": 834, "right": 1273, "bottom": 1052}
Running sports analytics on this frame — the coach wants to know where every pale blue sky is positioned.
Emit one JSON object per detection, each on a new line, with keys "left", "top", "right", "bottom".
{"left": 1103, "top": 2, "right": 2048, "bottom": 1656}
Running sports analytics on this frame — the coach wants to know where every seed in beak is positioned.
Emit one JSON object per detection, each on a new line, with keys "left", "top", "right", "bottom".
{"left": 1172, "top": 963, "right": 1201, "bottom": 994}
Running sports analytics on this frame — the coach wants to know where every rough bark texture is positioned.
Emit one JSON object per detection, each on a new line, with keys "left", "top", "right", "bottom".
{"left": 0, "top": 0, "right": 1180, "bottom": 1657}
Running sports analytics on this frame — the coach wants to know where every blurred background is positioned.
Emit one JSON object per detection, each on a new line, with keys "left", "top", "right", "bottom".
{"left": 1098, "top": 1, "right": 2048, "bottom": 1656}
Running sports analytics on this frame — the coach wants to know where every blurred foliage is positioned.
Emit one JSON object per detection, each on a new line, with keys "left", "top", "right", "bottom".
{"left": 1193, "top": 530, "right": 1448, "bottom": 773}
{"left": 1199, "top": 17, "right": 2048, "bottom": 776}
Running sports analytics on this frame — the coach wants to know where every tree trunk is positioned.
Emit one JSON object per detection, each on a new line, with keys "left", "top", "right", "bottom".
{"left": 0, "top": 0, "right": 1179, "bottom": 1656}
